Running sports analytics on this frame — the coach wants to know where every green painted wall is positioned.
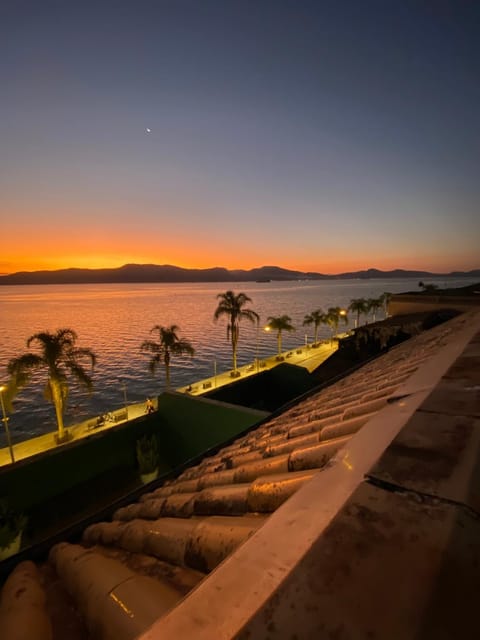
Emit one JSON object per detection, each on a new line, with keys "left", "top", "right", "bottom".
{"left": 0, "top": 393, "right": 266, "bottom": 512}
{"left": 153, "top": 392, "right": 267, "bottom": 467}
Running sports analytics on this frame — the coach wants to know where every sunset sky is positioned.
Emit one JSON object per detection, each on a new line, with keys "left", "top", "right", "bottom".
{"left": 1, "top": 1, "right": 479, "bottom": 275}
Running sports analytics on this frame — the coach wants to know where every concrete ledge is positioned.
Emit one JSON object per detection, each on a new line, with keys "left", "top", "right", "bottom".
{"left": 389, "top": 293, "right": 480, "bottom": 316}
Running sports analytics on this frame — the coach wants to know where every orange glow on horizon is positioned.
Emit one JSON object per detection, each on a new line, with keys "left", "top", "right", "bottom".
{"left": 1, "top": 204, "right": 477, "bottom": 276}
{"left": 2, "top": 250, "right": 477, "bottom": 277}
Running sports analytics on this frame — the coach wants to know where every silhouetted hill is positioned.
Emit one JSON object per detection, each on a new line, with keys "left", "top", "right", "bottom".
{"left": 0, "top": 264, "right": 479, "bottom": 285}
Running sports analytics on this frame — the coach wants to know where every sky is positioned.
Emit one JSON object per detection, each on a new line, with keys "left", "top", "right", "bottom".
{"left": 1, "top": 0, "right": 479, "bottom": 275}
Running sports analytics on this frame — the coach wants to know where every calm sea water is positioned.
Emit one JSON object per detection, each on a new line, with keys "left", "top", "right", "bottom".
{"left": 0, "top": 277, "right": 476, "bottom": 444}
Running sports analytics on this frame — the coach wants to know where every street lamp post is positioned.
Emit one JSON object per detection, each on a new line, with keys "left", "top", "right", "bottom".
{"left": 263, "top": 325, "right": 271, "bottom": 365}
{"left": 214, "top": 359, "right": 217, "bottom": 388}
{"left": 0, "top": 386, "right": 15, "bottom": 464}
{"left": 255, "top": 323, "right": 260, "bottom": 372}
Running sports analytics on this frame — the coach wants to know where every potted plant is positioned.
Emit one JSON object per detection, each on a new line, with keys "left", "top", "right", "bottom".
{"left": 136, "top": 434, "right": 160, "bottom": 484}
{"left": 0, "top": 499, "right": 27, "bottom": 561}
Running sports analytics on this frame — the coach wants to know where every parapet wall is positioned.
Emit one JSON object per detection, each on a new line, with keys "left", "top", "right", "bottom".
{"left": 389, "top": 293, "right": 480, "bottom": 316}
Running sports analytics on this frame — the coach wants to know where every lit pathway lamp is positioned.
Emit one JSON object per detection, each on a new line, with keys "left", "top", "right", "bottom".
{"left": 263, "top": 325, "right": 272, "bottom": 364}
{"left": 0, "top": 386, "right": 15, "bottom": 464}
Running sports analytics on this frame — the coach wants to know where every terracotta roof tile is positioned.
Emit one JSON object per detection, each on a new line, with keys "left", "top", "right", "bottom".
{"left": 2, "top": 311, "right": 477, "bottom": 639}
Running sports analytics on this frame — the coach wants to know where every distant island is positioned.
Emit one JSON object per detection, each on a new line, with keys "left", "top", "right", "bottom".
{"left": 0, "top": 264, "right": 479, "bottom": 286}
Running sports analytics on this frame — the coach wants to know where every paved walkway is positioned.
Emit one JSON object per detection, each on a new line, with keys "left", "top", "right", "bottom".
{"left": 0, "top": 340, "right": 339, "bottom": 468}
{"left": 176, "top": 340, "right": 338, "bottom": 395}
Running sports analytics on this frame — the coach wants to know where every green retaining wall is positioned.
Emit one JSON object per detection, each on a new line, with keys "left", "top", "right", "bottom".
{"left": 0, "top": 392, "right": 267, "bottom": 516}
{"left": 153, "top": 392, "right": 268, "bottom": 467}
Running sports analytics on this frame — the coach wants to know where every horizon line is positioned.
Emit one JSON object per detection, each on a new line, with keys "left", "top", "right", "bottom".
{"left": 1, "top": 262, "right": 479, "bottom": 279}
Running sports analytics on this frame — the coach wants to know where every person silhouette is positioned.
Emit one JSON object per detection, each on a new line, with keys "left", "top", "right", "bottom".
{"left": 145, "top": 398, "right": 155, "bottom": 414}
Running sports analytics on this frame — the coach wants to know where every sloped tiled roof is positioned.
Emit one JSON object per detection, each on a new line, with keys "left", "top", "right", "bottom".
{"left": 1, "top": 311, "right": 477, "bottom": 640}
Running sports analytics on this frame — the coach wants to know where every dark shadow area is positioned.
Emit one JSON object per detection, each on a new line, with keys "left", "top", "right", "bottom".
{"left": 204, "top": 363, "right": 314, "bottom": 412}
{"left": 402, "top": 281, "right": 480, "bottom": 296}
{"left": 314, "top": 309, "right": 459, "bottom": 383}
{"left": 0, "top": 394, "right": 263, "bottom": 559}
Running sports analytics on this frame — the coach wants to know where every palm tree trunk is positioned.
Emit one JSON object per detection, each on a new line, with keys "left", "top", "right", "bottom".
{"left": 165, "top": 352, "right": 171, "bottom": 390}
{"left": 277, "top": 331, "right": 282, "bottom": 356}
{"left": 314, "top": 326, "right": 318, "bottom": 344}
{"left": 165, "top": 364, "right": 171, "bottom": 390}
{"left": 231, "top": 324, "right": 238, "bottom": 372}
{"left": 51, "top": 381, "right": 65, "bottom": 441}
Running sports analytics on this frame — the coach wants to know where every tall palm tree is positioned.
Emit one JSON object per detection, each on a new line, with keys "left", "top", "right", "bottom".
{"left": 7, "top": 328, "right": 96, "bottom": 442}
{"left": 348, "top": 298, "right": 368, "bottom": 328}
{"left": 265, "top": 315, "right": 296, "bottom": 357}
{"left": 302, "top": 309, "right": 325, "bottom": 345}
{"left": 366, "top": 298, "right": 383, "bottom": 323}
{"left": 325, "top": 307, "right": 348, "bottom": 339}
{"left": 214, "top": 291, "right": 259, "bottom": 374}
{"left": 380, "top": 292, "right": 392, "bottom": 318}
{"left": 141, "top": 325, "right": 194, "bottom": 391}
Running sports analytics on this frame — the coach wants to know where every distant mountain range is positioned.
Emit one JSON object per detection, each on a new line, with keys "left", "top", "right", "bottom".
{"left": 0, "top": 264, "right": 479, "bottom": 285}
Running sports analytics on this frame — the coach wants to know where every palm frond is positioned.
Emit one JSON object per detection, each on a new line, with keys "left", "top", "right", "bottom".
{"left": 68, "top": 347, "right": 97, "bottom": 368}
{"left": 148, "top": 354, "right": 161, "bottom": 375}
{"left": 56, "top": 328, "right": 78, "bottom": 347}
{"left": 7, "top": 353, "right": 44, "bottom": 393}
{"left": 141, "top": 340, "right": 162, "bottom": 354}
{"left": 171, "top": 340, "right": 195, "bottom": 357}
{"left": 26, "top": 331, "right": 53, "bottom": 349}
{"left": 65, "top": 362, "right": 94, "bottom": 393}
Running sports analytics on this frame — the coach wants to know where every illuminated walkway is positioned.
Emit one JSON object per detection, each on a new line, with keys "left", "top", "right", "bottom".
{"left": 176, "top": 340, "right": 338, "bottom": 395}
{"left": 0, "top": 340, "right": 339, "bottom": 468}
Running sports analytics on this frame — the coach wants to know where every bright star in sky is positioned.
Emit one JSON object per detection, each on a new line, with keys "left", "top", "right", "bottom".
{"left": 146, "top": 128, "right": 151, "bottom": 133}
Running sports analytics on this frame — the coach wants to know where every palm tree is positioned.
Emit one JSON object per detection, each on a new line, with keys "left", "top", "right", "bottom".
{"left": 366, "top": 298, "right": 383, "bottom": 323}
{"left": 265, "top": 315, "right": 296, "bottom": 357}
{"left": 214, "top": 291, "right": 259, "bottom": 374}
{"left": 380, "top": 292, "right": 392, "bottom": 318}
{"left": 7, "top": 328, "right": 96, "bottom": 443}
{"left": 141, "top": 325, "right": 194, "bottom": 391}
{"left": 348, "top": 298, "right": 368, "bottom": 328}
{"left": 302, "top": 309, "right": 325, "bottom": 345}
{"left": 325, "top": 307, "right": 348, "bottom": 339}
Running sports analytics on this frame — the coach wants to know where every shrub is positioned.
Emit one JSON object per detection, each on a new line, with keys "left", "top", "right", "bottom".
{"left": 136, "top": 435, "right": 159, "bottom": 475}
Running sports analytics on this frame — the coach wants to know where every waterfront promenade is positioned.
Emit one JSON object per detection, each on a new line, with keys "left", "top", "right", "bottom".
{"left": 0, "top": 340, "right": 338, "bottom": 467}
